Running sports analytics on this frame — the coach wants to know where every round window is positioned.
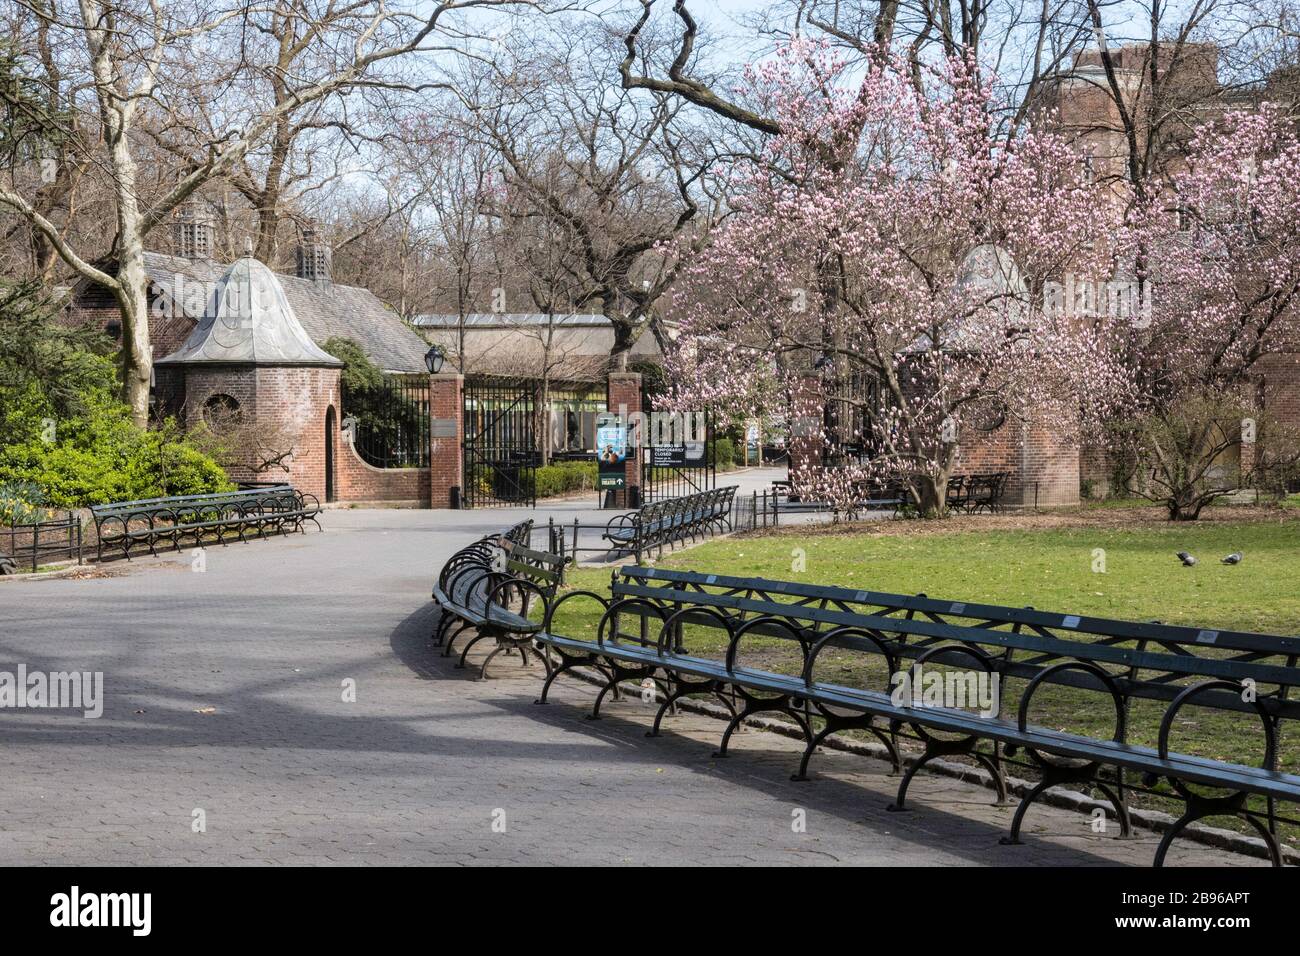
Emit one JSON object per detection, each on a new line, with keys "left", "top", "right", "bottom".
{"left": 201, "top": 393, "right": 242, "bottom": 428}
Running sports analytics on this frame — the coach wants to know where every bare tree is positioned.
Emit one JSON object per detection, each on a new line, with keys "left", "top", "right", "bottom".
{"left": 401, "top": 111, "right": 502, "bottom": 354}
{"left": 499, "top": 175, "right": 592, "bottom": 464}
{"left": 468, "top": 11, "right": 719, "bottom": 370}
{"left": 0, "top": 0, "right": 103, "bottom": 280}
{"left": 0, "top": 0, "right": 540, "bottom": 426}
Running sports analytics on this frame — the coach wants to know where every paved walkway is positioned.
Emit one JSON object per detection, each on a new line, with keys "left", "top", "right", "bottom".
{"left": 0, "top": 503, "right": 1249, "bottom": 865}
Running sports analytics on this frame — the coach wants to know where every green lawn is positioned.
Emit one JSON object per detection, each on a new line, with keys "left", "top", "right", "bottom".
{"left": 551, "top": 516, "right": 1300, "bottom": 843}
{"left": 566, "top": 518, "right": 1300, "bottom": 634}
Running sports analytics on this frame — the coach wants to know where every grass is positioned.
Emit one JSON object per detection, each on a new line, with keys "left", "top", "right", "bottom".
{"left": 548, "top": 509, "right": 1300, "bottom": 846}
{"left": 565, "top": 516, "right": 1300, "bottom": 635}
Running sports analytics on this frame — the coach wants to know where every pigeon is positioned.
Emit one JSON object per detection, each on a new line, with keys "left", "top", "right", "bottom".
{"left": 1222, "top": 552, "right": 1243, "bottom": 565}
{"left": 1176, "top": 551, "right": 1197, "bottom": 566}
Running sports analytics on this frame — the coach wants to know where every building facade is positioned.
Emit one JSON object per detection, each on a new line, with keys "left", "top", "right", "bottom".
{"left": 68, "top": 213, "right": 436, "bottom": 505}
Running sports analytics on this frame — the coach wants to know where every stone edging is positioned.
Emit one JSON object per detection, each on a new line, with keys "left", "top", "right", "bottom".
{"left": 0, "top": 560, "right": 87, "bottom": 583}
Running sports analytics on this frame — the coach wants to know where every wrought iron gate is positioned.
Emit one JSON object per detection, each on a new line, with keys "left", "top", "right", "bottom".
{"left": 341, "top": 373, "right": 431, "bottom": 469}
{"left": 462, "top": 377, "right": 539, "bottom": 508}
{"left": 640, "top": 409, "right": 716, "bottom": 501}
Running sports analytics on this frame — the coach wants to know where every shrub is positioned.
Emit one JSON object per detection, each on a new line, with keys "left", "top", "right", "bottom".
{"left": 0, "top": 282, "right": 231, "bottom": 507}
{"left": 708, "top": 437, "right": 744, "bottom": 470}
{"left": 1108, "top": 392, "right": 1300, "bottom": 520}
{"left": 535, "top": 459, "right": 597, "bottom": 498}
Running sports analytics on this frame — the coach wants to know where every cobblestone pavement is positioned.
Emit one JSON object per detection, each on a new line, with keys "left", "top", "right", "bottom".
{"left": 0, "top": 507, "right": 1251, "bottom": 865}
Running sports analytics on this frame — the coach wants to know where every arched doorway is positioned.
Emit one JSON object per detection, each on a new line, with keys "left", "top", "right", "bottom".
{"left": 325, "top": 406, "right": 337, "bottom": 502}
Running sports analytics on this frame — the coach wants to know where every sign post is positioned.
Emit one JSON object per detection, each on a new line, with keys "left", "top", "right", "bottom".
{"left": 596, "top": 411, "right": 629, "bottom": 507}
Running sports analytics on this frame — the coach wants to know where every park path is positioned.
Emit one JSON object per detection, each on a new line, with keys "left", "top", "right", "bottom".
{"left": 0, "top": 498, "right": 1251, "bottom": 865}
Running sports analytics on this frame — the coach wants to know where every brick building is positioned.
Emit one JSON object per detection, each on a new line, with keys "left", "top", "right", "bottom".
{"left": 67, "top": 212, "right": 656, "bottom": 510}
{"left": 68, "top": 214, "right": 435, "bottom": 505}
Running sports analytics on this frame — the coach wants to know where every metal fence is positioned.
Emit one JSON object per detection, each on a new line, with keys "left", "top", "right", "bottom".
{"left": 1, "top": 513, "right": 83, "bottom": 573}
{"left": 342, "top": 373, "right": 430, "bottom": 468}
{"left": 463, "top": 376, "right": 539, "bottom": 508}
{"left": 640, "top": 409, "right": 716, "bottom": 501}
{"left": 542, "top": 490, "right": 847, "bottom": 567}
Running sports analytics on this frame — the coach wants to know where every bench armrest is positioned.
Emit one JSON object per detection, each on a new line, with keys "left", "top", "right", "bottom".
{"left": 603, "top": 511, "right": 639, "bottom": 537}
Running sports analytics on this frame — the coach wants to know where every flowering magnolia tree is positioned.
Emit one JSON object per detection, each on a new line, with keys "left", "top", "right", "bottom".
{"left": 1114, "top": 106, "right": 1300, "bottom": 519}
{"left": 664, "top": 45, "right": 1118, "bottom": 516}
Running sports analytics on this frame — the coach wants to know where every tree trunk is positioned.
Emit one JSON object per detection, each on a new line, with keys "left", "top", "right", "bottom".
{"left": 914, "top": 474, "right": 948, "bottom": 517}
{"left": 1167, "top": 492, "right": 1209, "bottom": 521}
{"left": 112, "top": 167, "right": 152, "bottom": 427}
{"left": 114, "top": 253, "right": 153, "bottom": 427}
{"left": 538, "top": 378, "right": 551, "bottom": 468}
{"left": 608, "top": 320, "right": 634, "bottom": 372}
{"left": 105, "top": 87, "right": 152, "bottom": 428}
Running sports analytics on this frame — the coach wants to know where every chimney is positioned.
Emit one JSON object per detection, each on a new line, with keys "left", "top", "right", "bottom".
{"left": 173, "top": 201, "right": 214, "bottom": 260}
{"left": 296, "top": 221, "right": 331, "bottom": 284}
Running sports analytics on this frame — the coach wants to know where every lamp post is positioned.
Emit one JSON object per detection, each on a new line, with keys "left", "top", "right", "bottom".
{"left": 424, "top": 344, "right": 445, "bottom": 374}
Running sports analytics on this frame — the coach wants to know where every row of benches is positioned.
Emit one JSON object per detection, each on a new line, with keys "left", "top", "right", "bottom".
{"left": 601, "top": 486, "right": 737, "bottom": 560}
{"left": 91, "top": 486, "right": 322, "bottom": 561}
{"left": 772, "top": 472, "right": 1009, "bottom": 516}
{"left": 524, "top": 566, "right": 1299, "bottom": 866}
{"left": 771, "top": 478, "right": 913, "bottom": 516}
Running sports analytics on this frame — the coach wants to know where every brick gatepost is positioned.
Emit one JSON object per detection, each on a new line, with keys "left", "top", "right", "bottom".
{"left": 788, "top": 374, "right": 824, "bottom": 487}
{"left": 429, "top": 372, "right": 464, "bottom": 509}
{"left": 607, "top": 371, "right": 642, "bottom": 508}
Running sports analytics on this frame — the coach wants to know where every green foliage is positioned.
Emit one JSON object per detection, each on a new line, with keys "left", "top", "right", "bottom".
{"left": 0, "top": 282, "right": 231, "bottom": 508}
{"left": 708, "top": 437, "right": 744, "bottom": 470}
{"left": 0, "top": 481, "right": 50, "bottom": 524}
{"left": 535, "top": 460, "right": 597, "bottom": 498}
{"left": 0, "top": 282, "right": 117, "bottom": 422}
{"left": 323, "top": 336, "right": 385, "bottom": 393}
{"left": 325, "top": 336, "right": 425, "bottom": 467}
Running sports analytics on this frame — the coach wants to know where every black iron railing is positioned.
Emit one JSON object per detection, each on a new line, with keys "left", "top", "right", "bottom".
{"left": 343, "top": 373, "right": 430, "bottom": 469}
{"left": 463, "top": 377, "right": 539, "bottom": 508}
{"left": 1, "top": 513, "right": 83, "bottom": 573}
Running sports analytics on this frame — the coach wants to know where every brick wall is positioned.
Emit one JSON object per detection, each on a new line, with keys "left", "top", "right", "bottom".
{"left": 428, "top": 373, "right": 463, "bottom": 508}
{"left": 335, "top": 433, "right": 430, "bottom": 504}
{"left": 1257, "top": 353, "right": 1300, "bottom": 430}
{"left": 954, "top": 417, "right": 1081, "bottom": 508}
{"left": 68, "top": 281, "right": 197, "bottom": 359}
{"left": 1079, "top": 444, "right": 1115, "bottom": 497}
{"left": 1014, "top": 420, "right": 1081, "bottom": 508}
{"left": 170, "top": 364, "right": 340, "bottom": 501}
{"left": 177, "top": 366, "right": 261, "bottom": 484}
{"left": 788, "top": 375, "right": 824, "bottom": 485}
{"left": 258, "top": 366, "right": 340, "bottom": 502}
{"left": 1254, "top": 352, "right": 1300, "bottom": 478}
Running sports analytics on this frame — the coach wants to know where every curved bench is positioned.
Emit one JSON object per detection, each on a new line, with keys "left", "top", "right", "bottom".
{"left": 534, "top": 565, "right": 1300, "bottom": 867}
{"left": 430, "top": 521, "right": 565, "bottom": 679}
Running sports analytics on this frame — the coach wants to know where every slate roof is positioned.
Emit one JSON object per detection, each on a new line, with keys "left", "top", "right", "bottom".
{"left": 415, "top": 312, "right": 663, "bottom": 383}
{"left": 155, "top": 256, "right": 342, "bottom": 367}
{"left": 141, "top": 252, "right": 429, "bottom": 373}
